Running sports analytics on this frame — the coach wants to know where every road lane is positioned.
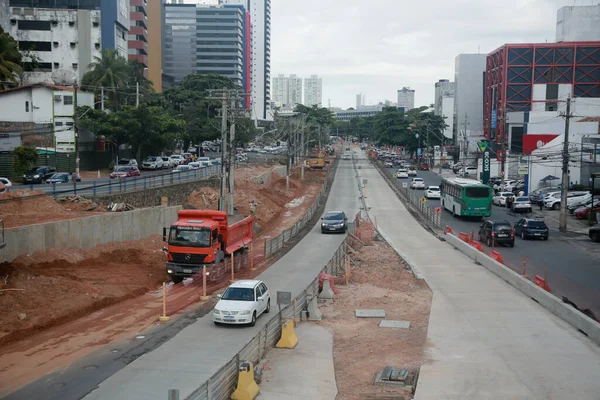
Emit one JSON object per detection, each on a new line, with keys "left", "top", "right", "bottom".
{"left": 7, "top": 160, "right": 359, "bottom": 400}
{"left": 386, "top": 166, "right": 600, "bottom": 317}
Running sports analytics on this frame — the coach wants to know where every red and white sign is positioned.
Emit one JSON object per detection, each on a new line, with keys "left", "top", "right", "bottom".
{"left": 522, "top": 134, "right": 559, "bottom": 155}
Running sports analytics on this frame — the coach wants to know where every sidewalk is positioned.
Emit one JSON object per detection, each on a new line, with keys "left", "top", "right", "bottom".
{"left": 358, "top": 153, "right": 600, "bottom": 399}
{"left": 258, "top": 323, "right": 337, "bottom": 400}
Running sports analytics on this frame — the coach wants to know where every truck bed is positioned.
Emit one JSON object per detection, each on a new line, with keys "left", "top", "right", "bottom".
{"left": 228, "top": 214, "right": 246, "bottom": 226}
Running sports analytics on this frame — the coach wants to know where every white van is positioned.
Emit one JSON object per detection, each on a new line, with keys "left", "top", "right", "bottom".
{"left": 543, "top": 191, "right": 591, "bottom": 210}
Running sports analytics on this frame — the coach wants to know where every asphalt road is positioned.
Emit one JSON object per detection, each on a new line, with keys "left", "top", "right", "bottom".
{"left": 386, "top": 166, "right": 600, "bottom": 317}
{"left": 5, "top": 160, "right": 360, "bottom": 400}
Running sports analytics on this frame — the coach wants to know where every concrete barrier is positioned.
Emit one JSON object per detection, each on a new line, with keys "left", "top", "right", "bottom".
{"left": 249, "top": 165, "right": 286, "bottom": 185}
{"left": 446, "top": 233, "right": 600, "bottom": 346}
{"left": 2, "top": 205, "right": 181, "bottom": 263}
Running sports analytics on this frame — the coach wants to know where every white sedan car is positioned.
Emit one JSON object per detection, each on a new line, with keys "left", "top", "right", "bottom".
{"left": 407, "top": 168, "right": 417, "bottom": 177}
{"left": 396, "top": 169, "right": 409, "bottom": 178}
{"left": 213, "top": 280, "right": 271, "bottom": 326}
{"left": 493, "top": 192, "right": 515, "bottom": 206}
{"left": 172, "top": 165, "right": 192, "bottom": 173}
{"left": 425, "top": 185, "right": 441, "bottom": 199}
{"left": 410, "top": 177, "right": 425, "bottom": 190}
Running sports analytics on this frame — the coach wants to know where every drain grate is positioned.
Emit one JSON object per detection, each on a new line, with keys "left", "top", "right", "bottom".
{"left": 375, "top": 366, "right": 414, "bottom": 387}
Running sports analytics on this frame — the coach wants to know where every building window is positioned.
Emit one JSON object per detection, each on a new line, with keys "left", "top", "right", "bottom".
{"left": 53, "top": 41, "right": 59, "bottom": 47}
{"left": 92, "top": 21, "right": 99, "bottom": 27}
{"left": 55, "top": 122, "right": 63, "bottom": 126}
{"left": 53, "top": 62, "right": 59, "bottom": 68}
{"left": 95, "top": 42, "right": 100, "bottom": 49}
{"left": 66, "top": 122, "right": 74, "bottom": 126}
{"left": 63, "top": 95, "right": 73, "bottom": 105}
{"left": 10, "top": 19, "right": 16, "bottom": 25}
{"left": 25, "top": 101, "right": 29, "bottom": 112}
{"left": 70, "top": 42, "right": 76, "bottom": 48}
{"left": 545, "top": 84, "right": 559, "bottom": 112}
{"left": 23, "top": 62, "right": 52, "bottom": 72}
{"left": 18, "top": 41, "right": 52, "bottom": 51}
{"left": 17, "top": 20, "right": 51, "bottom": 31}
{"left": 69, "top": 21, "right": 75, "bottom": 27}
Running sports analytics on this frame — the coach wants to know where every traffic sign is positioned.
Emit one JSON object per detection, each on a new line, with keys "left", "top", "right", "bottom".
{"left": 420, "top": 196, "right": 427, "bottom": 204}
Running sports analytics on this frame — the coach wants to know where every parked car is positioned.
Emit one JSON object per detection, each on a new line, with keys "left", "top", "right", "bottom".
{"left": 511, "top": 196, "right": 532, "bottom": 213}
{"left": 110, "top": 166, "right": 140, "bottom": 179}
{"left": 478, "top": 220, "right": 515, "bottom": 247}
{"left": 452, "top": 162, "right": 468, "bottom": 174}
{"left": 116, "top": 158, "right": 138, "bottom": 168}
{"left": 425, "top": 185, "right": 441, "bottom": 199}
{"left": 503, "top": 179, "right": 523, "bottom": 192}
{"left": 169, "top": 154, "right": 184, "bottom": 166}
{"left": 407, "top": 168, "right": 417, "bottom": 177}
{"left": 46, "top": 172, "right": 81, "bottom": 184}
{"left": 514, "top": 218, "right": 549, "bottom": 240}
{"left": 342, "top": 153, "right": 351, "bottom": 160}
{"left": 544, "top": 191, "right": 591, "bottom": 210}
{"left": 23, "top": 166, "right": 57, "bottom": 184}
{"left": 493, "top": 192, "right": 515, "bottom": 207}
{"left": 141, "top": 156, "right": 164, "bottom": 170}
{"left": 212, "top": 280, "right": 271, "bottom": 326}
{"left": 182, "top": 153, "right": 193, "bottom": 164}
{"left": 188, "top": 162, "right": 201, "bottom": 170}
{"left": 590, "top": 225, "right": 600, "bottom": 242}
{"left": 529, "top": 186, "right": 560, "bottom": 203}
{"left": 461, "top": 166, "right": 478, "bottom": 177}
{"left": 410, "top": 177, "right": 425, "bottom": 190}
{"left": 419, "top": 163, "right": 430, "bottom": 171}
{"left": 396, "top": 169, "right": 409, "bottom": 178}
{"left": 161, "top": 157, "right": 174, "bottom": 169}
{"left": 0, "top": 177, "right": 13, "bottom": 189}
{"left": 574, "top": 201, "right": 600, "bottom": 219}
{"left": 384, "top": 161, "right": 393, "bottom": 168}
{"left": 321, "top": 211, "right": 348, "bottom": 233}
{"left": 493, "top": 179, "right": 516, "bottom": 192}
{"left": 172, "top": 165, "right": 192, "bottom": 173}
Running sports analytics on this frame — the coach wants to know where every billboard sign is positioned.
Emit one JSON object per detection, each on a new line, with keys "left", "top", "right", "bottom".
{"left": 482, "top": 151, "right": 491, "bottom": 184}
{"left": 491, "top": 110, "right": 497, "bottom": 129}
{"left": 522, "top": 134, "right": 559, "bottom": 155}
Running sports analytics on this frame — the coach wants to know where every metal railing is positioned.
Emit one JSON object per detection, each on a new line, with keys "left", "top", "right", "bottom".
{"left": 12, "top": 166, "right": 221, "bottom": 198}
{"left": 184, "top": 225, "right": 354, "bottom": 400}
{"left": 372, "top": 159, "right": 442, "bottom": 229}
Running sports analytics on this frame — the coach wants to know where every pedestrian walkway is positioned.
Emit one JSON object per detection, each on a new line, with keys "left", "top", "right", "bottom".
{"left": 258, "top": 323, "right": 336, "bottom": 400}
{"left": 358, "top": 153, "right": 600, "bottom": 399}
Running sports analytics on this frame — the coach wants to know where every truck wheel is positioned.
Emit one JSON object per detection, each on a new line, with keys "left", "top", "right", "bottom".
{"left": 249, "top": 312, "right": 257, "bottom": 327}
{"left": 171, "top": 276, "right": 183, "bottom": 284}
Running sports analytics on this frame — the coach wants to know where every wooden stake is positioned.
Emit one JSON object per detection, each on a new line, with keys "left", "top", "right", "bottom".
{"left": 522, "top": 256, "right": 528, "bottom": 278}
{"left": 159, "top": 282, "right": 170, "bottom": 322}
{"left": 345, "top": 255, "right": 350, "bottom": 285}
{"left": 200, "top": 266, "right": 209, "bottom": 301}
{"left": 230, "top": 252, "right": 235, "bottom": 283}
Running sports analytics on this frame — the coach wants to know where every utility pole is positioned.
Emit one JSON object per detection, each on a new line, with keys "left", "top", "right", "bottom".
{"left": 300, "top": 117, "right": 305, "bottom": 179}
{"left": 136, "top": 81, "right": 140, "bottom": 107}
{"left": 100, "top": 86, "right": 104, "bottom": 111}
{"left": 228, "top": 98, "right": 236, "bottom": 216}
{"left": 286, "top": 120, "right": 291, "bottom": 192}
{"left": 559, "top": 96, "right": 573, "bottom": 233}
{"left": 498, "top": 109, "right": 506, "bottom": 188}
{"left": 219, "top": 89, "right": 228, "bottom": 212}
{"left": 461, "top": 113, "right": 469, "bottom": 164}
{"left": 73, "top": 82, "right": 80, "bottom": 175}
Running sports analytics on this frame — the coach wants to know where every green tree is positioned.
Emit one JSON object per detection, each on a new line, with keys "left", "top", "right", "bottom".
{"left": 13, "top": 146, "right": 38, "bottom": 175}
{"left": 82, "top": 49, "right": 130, "bottom": 109}
{"left": 294, "top": 104, "right": 335, "bottom": 126}
{"left": 0, "top": 26, "right": 22, "bottom": 89}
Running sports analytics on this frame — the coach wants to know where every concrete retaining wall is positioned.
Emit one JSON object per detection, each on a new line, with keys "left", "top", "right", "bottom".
{"left": 3, "top": 206, "right": 181, "bottom": 263}
{"left": 446, "top": 233, "right": 600, "bottom": 346}
{"left": 88, "top": 178, "right": 221, "bottom": 208}
{"left": 249, "top": 165, "right": 286, "bottom": 184}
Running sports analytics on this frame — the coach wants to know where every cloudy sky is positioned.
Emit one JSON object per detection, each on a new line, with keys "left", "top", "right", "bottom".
{"left": 272, "top": 0, "right": 585, "bottom": 109}
{"left": 187, "top": 0, "right": 584, "bottom": 108}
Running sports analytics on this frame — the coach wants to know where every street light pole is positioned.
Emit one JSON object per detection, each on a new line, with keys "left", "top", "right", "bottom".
{"left": 73, "top": 83, "right": 80, "bottom": 175}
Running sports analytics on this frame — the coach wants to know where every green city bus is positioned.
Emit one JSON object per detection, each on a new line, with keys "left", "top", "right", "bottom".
{"left": 440, "top": 177, "right": 492, "bottom": 219}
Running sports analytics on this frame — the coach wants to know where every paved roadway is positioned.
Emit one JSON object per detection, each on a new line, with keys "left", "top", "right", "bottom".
{"left": 362, "top": 153, "right": 600, "bottom": 399}
{"left": 385, "top": 166, "right": 600, "bottom": 317}
{"left": 5, "top": 160, "right": 359, "bottom": 400}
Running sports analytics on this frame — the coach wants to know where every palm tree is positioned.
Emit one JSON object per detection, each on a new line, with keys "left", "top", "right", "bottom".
{"left": 83, "top": 49, "right": 130, "bottom": 109}
{"left": 0, "top": 27, "right": 22, "bottom": 89}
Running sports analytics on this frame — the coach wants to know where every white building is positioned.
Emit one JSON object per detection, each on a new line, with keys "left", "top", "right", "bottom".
{"left": 304, "top": 75, "right": 322, "bottom": 107}
{"left": 220, "top": 0, "right": 271, "bottom": 121}
{"left": 271, "top": 74, "right": 302, "bottom": 109}
{"left": 5, "top": 7, "right": 102, "bottom": 85}
{"left": 434, "top": 79, "right": 455, "bottom": 140}
{"left": 0, "top": 83, "right": 94, "bottom": 151}
{"left": 356, "top": 93, "right": 364, "bottom": 109}
{"left": 454, "top": 54, "right": 486, "bottom": 143}
{"left": 397, "top": 87, "right": 415, "bottom": 111}
{"left": 556, "top": 5, "right": 600, "bottom": 42}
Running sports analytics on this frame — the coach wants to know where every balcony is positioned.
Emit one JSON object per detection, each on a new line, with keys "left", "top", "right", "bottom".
{"left": 128, "top": 40, "right": 148, "bottom": 55}
{"left": 130, "top": 0, "right": 147, "bottom": 12}
{"left": 130, "top": 11, "right": 147, "bottom": 23}
{"left": 129, "top": 25, "right": 148, "bottom": 41}
{"left": 128, "top": 53, "right": 148, "bottom": 67}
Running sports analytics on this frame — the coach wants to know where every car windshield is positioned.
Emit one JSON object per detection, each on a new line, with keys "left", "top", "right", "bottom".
{"left": 494, "top": 223, "right": 512, "bottom": 230}
{"left": 466, "top": 187, "right": 490, "bottom": 198}
{"left": 118, "top": 160, "right": 130, "bottom": 165}
{"left": 221, "top": 287, "right": 254, "bottom": 301}
{"left": 527, "top": 221, "right": 547, "bottom": 228}
{"left": 429, "top": 187, "right": 440, "bottom": 191}
{"left": 50, "top": 173, "right": 67, "bottom": 180}
{"left": 414, "top": 178, "right": 423, "bottom": 182}
{"left": 27, "top": 168, "right": 43, "bottom": 174}
{"left": 500, "top": 192, "right": 514, "bottom": 197}
{"left": 516, "top": 198, "right": 529, "bottom": 202}
{"left": 168, "top": 227, "right": 211, "bottom": 247}
{"left": 116, "top": 167, "right": 131, "bottom": 172}
{"left": 325, "top": 212, "right": 344, "bottom": 220}
{"left": 146, "top": 157, "right": 156, "bottom": 161}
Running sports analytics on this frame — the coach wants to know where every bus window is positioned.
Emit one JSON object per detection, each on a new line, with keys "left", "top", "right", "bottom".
{"left": 466, "top": 187, "right": 490, "bottom": 198}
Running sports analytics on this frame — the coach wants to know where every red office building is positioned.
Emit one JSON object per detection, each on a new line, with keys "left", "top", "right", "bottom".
{"left": 128, "top": 0, "right": 149, "bottom": 74}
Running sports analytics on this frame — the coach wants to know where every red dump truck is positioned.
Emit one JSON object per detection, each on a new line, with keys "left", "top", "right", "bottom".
{"left": 163, "top": 209, "right": 253, "bottom": 283}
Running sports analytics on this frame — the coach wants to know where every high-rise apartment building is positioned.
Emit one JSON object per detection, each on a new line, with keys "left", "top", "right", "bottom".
{"left": 304, "top": 74, "right": 322, "bottom": 107}
{"left": 162, "top": 4, "right": 251, "bottom": 106}
{"left": 356, "top": 93, "right": 365, "bottom": 109}
{"left": 434, "top": 79, "right": 455, "bottom": 140}
{"left": 128, "top": 0, "right": 148, "bottom": 73}
{"left": 454, "top": 54, "right": 486, "bottom": 139}
{"left": 397, "top": 87, "right": 415, "bottom": 111}
{"left": 556, "top": 5, "right": 600, "bottom": 42}
{"left": 220, "top": 0, "right": 271, "bottom": 120}
{"left": 147, "top": 0, "right": 162, "bottom": 92}
{"left": 271, "top": 74, "right": 302, "bottom": 108}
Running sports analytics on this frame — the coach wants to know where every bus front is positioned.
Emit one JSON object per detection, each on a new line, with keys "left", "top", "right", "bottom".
{"left": 461, "top": 185, "right": 492, "bottom": 217}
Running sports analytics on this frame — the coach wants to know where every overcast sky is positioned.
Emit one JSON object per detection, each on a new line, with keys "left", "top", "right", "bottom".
{"left": 186, "top": 0, "right": 584, "bottom": 108}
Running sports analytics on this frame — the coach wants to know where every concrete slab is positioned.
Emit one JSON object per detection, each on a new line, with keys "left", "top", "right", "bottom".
{"left": 355, "top": 309, "right": 386, "bottom": 318}
{"left": 379, "top": 320, "right": 410, "bottom": 329}
{"left": 355, "top": 151, "right": 600, "bottom": 400}
{"left": 258, "top": 323, "right": 337, "bottom": 400}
